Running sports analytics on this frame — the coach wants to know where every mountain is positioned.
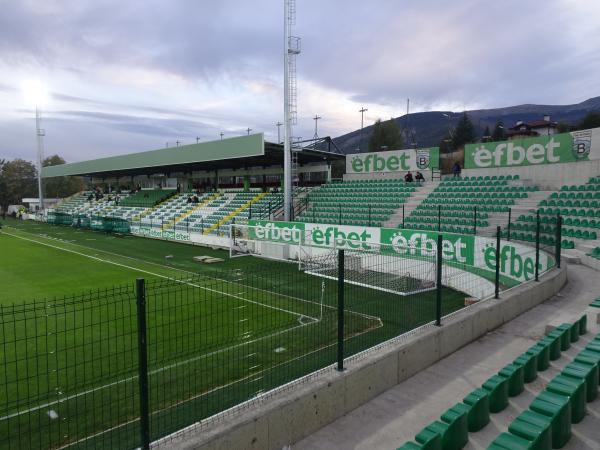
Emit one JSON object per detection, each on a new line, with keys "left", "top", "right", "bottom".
{"left": 329, "top": 96, "right": 600, "bottom": 154}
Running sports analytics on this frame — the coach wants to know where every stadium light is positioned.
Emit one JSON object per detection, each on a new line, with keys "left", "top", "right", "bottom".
{"left": 22, "top": 79, "right": 50, "bottom": 215}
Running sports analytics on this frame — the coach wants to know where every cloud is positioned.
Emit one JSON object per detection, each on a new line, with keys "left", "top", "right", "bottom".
{"left": 0, "top": 0, "right": 599, "bottom": 162}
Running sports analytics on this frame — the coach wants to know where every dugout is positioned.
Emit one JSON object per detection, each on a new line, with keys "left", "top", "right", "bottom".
{"left": 41, "top": 134, "right": 345, "bottom": 192}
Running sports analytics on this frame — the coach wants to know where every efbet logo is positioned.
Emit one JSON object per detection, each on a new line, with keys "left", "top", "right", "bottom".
{"left": 253, "top": 222, "right": 303, "bottom": 244}
{"left": 470, "top": 138, "right": 563, "bottom": 168}
{"left": 311, "top": 226, "right": 372, "bottom": 249}
{"left": 351, "top": 152, "right": 411, "bottom": 173}
{"left": 482, "top": 242, "right": 541, "bottom": 281}
{"left": 387, "top": 231, "right": 469, "bottom": 262}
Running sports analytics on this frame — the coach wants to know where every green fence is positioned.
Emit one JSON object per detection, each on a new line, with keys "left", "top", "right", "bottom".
{"left": 2, "top": 220, "right": 561, "bottom": 449}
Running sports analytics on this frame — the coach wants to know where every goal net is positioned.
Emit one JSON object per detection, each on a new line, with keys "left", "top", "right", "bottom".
{"left": 298, "top": 243, "right": 437, "bottom": 297}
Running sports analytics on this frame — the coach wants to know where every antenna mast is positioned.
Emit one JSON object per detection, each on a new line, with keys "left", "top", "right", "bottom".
{"left": 284, "top": 0, "right": 301, "bottom": 220}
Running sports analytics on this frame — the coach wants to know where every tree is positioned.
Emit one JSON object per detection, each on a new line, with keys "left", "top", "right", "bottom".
{"left": 368, "top": 118, "right": 403, "bottom": 152}
{"left": 482, "top": 125, "right": 491, "bottom": 141}
{"left": 438, "top": 133, "right": 454, "bottom": 154}
{"left": 556, "top": 121, "right": 571, "bottom": 133}
{"left": 579, "top": 111, "right": 600, "bottom": 130}
{"left": 43, "top": 154, "right": 85, "bottom": 198}
{"left": 491, "top": 120, "right": 506, "bottom": 142}
{"left": 0, "top": 159, "right": 38, "bottom": 212}
{"left": 451, "top": 112, "right": 476, "bottom": 149}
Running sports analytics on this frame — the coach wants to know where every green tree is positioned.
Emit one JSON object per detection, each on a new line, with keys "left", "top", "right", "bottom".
{"left": 451, "top": 112, "right": 476, "bottom": 149}
{"left": 438, "top": 133, "right": 453, "bottom": 154}
{"left": 43, "top": 155, "right": 85, "bottom": 198}
{"left": 482, "top": 125, "right": 491, "bottom": 141}
{"left": 579, "top": 111, "right": 600, "bottom": 130}
{"left": 491, "top": 120, "right": 506, "bottom": 142}
{"left": 368, "top": 118, "right": 403, "bottom": 152}
{"left": 556, "top": 121, "right": 571, "bottom": 133}
{"left": 0, "top": 159, "right": 38, "bottom": 212}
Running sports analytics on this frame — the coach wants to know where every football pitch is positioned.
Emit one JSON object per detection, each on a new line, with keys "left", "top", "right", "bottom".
{"left": 0, "top": 219, "right": 465, "bottom": 449}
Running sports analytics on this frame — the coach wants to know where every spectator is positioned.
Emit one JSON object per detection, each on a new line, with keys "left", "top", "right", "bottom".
{"left": 177, "top": 182, "right": 181, "bottom": 193}
{"left": 404, "top": 171, "right": 414, "bottom": 182}
{"left": 452, "top": 162, "right": 462, "bottom": 178}
{"left": 187, "top": 196, "right": 192, "bottom": 204}
{"left": 415, "top": 171, "right": 425, "bottom": 183}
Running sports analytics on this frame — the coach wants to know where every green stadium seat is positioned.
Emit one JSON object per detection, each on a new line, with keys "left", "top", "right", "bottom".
{"left": 462, "top": 388, "right": 489, "bottom": 432}
{"left": 488, "top": 432, "right": 532, "bottom": 450}
{"left": 508, "top": 410, "right": 552, "bottom": 450}
{"left": 499, "top": 363, "right": 525, "bottom": 397}
{"left": 562, "top": 362, "right": 598, "bottom": 402}
{"left": 530, "top": 391, "right": 571, "bottom": 448}
{"left": 546, "top": 375, "right": 586, "bottom": 423}
{"left": 515, "top": 352, "right": 538, "bottom": 383}
{"left": 482, "top": 375, "right": 509, "bottom": 413}
{"left": 415, "top": 425, "right": 443, "bottom": 450}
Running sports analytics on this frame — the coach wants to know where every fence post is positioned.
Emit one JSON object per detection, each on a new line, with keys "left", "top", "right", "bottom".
{"left": 438, "top": 204, "right": 441, "bottom": 232}
{"left": 535, "top": 210, "right": 540, "bottom": 281}
{"left": 136, "top": 278, "right": 150, "bottom": 450}
{"left": 507, "top": 208, "right": 512, "bottom": 241}
{"left": 337, "top": 249, "right": 345, "bottom": 371}
{"left": 495, "top": 226, "right": 501, "bottom": 299}
{"left": 555, "top": 215, "right": 562, "bottom": 268}
{"left": 473, "top": 206, "right": 477, "bottom": 235}
{"left": 249, "top": 202, "right": 252, "bottom": 220}
{"left": 436, "top": 234, "right": 442, "bottom": 326}
{"left": 402, "top": 204, "right": 405, "bottom": 228}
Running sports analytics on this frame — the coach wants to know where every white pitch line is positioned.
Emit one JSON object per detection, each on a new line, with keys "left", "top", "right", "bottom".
{"left": 3, "top": 230, "right": 317, "bottom": 322}
{"left": 0, "top": 317, "right": 313, "bottom": 422}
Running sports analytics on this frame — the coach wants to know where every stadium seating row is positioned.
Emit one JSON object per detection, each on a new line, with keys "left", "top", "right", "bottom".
{"left": 397, "top": 316, "right": 591, "bottom": 450}
{"left": 297, "top": 180, "right": 417, "bottom": 227}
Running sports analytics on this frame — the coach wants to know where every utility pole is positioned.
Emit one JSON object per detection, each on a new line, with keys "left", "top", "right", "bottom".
{"left": 176, "top": 140, "right": 181, "bottom": 147}
{"left": 196, "top": 136, "right": 200, "bottom": 144}
{"left": 35, "top": 106, "right": 45, "bottom": 213}
{"left": 276, "top": 121, "right": 283, "bottom": 144}
{"left": 313, "top": 115, "right": 322, "bottom": 140}
{"left": 220, "top": 132, "right": 224, "bottom": 140}
{"left": 246, "top": 127, "right": 252, "bottom": 135}
{"left": 359, "top": 107, "right": 368, "bottom": 151}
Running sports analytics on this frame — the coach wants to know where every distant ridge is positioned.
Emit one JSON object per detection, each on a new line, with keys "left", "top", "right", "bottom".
{"left": 330, "top": 96, "right": 600, "bottom": 154}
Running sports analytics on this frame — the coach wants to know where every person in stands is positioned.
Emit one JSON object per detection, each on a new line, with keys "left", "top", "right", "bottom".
{"left": 415, "top": 171, "right": 425, "bottom": 183}
{"left": 404, "top": 171, "right": 414, "bottom": 182}
{"left": 452, "top": 162, "right": 462, "bottom": 178}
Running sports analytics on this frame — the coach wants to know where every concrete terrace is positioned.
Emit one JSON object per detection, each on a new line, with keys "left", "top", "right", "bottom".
{"left": 294, "top": 264, "right": 600, "bottom": 450}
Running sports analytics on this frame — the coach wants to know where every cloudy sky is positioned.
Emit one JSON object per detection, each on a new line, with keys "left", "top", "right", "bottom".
{"left": 1, "top": 0, "right": 599, "bottom": 163}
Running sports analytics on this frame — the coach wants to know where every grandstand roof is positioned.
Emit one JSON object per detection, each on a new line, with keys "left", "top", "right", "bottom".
{"left": 42, "top": 134, "right": 344, "bottom": 179}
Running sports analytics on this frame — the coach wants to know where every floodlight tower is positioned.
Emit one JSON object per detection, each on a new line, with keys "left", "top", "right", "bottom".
{"left": 283, "top": 0, "right": 301, "bottom": 220}
{"left": 35, "top": 106, "right": 45, "bottom": 213}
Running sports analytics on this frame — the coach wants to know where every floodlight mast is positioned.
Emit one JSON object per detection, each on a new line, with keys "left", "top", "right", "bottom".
{"left": 36, "top": 106, "right": 45, "bottom": 214}
{"left": 283, "top": 0, "right": 300, "bottom": 221}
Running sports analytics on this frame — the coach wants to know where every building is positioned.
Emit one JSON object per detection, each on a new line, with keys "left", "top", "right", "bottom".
{"left": 507, "top": 114, "right": 558, "bottom": 139}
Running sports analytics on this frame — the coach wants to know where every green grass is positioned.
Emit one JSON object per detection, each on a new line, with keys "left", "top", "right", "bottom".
{"left": 0, "top": 218, "right": 466, "bottom": 449}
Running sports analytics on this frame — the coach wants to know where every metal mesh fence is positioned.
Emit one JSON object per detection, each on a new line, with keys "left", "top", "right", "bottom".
{"left": 1, "top": 218, "right": 561, "bottom": 449}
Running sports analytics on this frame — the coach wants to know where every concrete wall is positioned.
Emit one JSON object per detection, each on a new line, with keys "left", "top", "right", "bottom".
{"left": 164, "top": 265, "right": 567, "bottom": 450}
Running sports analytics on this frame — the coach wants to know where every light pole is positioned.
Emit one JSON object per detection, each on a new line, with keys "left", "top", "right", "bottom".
{"left": 23, "top": 80, "right": 49, "bottom": 214}
{"left": 359, "top": 107, "right": 368, "bottom": 151}
{"left": 246, "top": 127, "right": 252, "bottom": 135}
{"left": 313, "top": 115, "right": 321, "bottom": 140}
{"left": 220, "top": 132, "right": 224, "bottom": 140}
{"left": 276, "top": 121, "right": 283, "bottom": 144}
{"left": 35, "top": 106, "right": 45, "bottom": 213}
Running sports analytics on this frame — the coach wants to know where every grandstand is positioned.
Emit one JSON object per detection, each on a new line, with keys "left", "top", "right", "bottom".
{"left": 6, "top": 127, "right": 600, "bottom": 450}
